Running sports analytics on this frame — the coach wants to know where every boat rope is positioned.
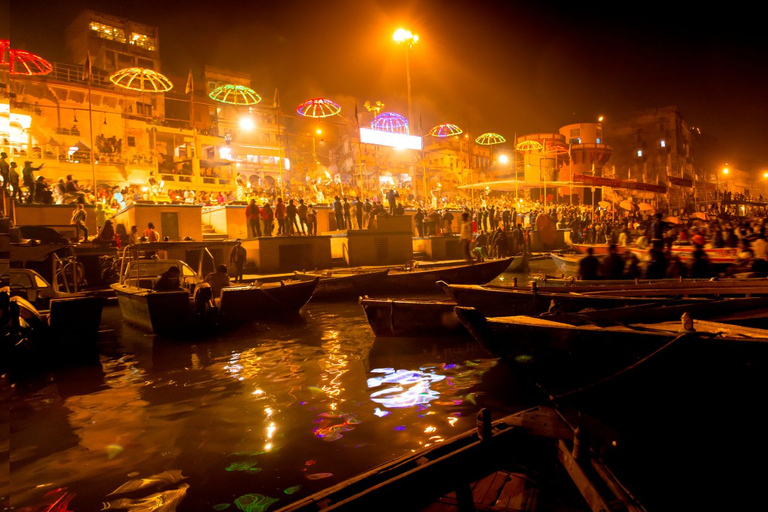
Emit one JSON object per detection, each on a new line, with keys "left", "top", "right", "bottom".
{"left": 552, "top": 331, "right": 697, "bottom": 399}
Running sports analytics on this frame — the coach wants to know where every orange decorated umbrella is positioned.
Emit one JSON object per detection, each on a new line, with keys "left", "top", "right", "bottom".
{"left": 109, "top": 67, "right": 173, "bottom": 92}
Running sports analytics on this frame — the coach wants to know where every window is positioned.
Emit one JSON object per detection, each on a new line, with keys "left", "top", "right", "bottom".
{"left": 637, "top": 149, "right": 643, "bottom": 157}
{"left": 89, "top": 22, "right": 126, "bottom": 43}
{"left": 569, "top": 128, "right": 580, "bottom": 137}
{"left": 127, "top": 136, "right": 136, "bottom": 147}
{"left": 129, "top": 32, "right": 157, "bottom": 51}
{"left": 660, "top": 140, "right": 666, "bottom": 148}
{"left": 596, "top": 138, "right": 602, "bottom": 144}
{"left": 136, "top": 103, "right": 153, "bottom": 116}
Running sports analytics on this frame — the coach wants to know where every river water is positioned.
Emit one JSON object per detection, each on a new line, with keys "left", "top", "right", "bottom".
{"left": 6, "top": 259, "right": 767, "bottom": 510}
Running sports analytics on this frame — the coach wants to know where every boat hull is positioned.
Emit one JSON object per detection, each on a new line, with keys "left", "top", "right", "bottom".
{"left": 294, "top": 270, "right": 389, "bottom": 300}
{"left": 380, "top": 257, "right": 515, "bottom": 295}
{"left": 111, "top": 284, "right": 192, "bottom": 334}
{"left": 359, "top": 297, "right": 464, "bottom": 337}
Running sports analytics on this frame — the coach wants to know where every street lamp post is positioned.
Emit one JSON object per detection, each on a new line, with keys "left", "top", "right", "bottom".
{"left": 393, "top": 28, "right": 419, "bottom": 131}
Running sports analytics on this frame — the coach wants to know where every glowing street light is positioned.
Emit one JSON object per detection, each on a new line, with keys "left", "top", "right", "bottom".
{"left": 498, "top": 154, "right": 509, "bottom": 165}
{"left": 239, "top": 116, "right": 255, "bottom": 131}
{"left": 393, "top": 28, "right": 418, "bottom": 131}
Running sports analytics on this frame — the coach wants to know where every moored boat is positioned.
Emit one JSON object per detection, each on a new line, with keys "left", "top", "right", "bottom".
{"left": 377, "top": 257, "right": 515, "bottom": 295}
{"left": 439, "top": 282, "right": 674, "bottom": 318}
{"left": 359, "top": 296, "right": 464, "bottom": 337}
{"left": 293, "top": 269, "right": 389, "bottom": 300}
{"left": 273, "top": 405, "right": 646, "bottom": 512}
{"left": 454, "top": 306, "right": 768, "bottom": 392}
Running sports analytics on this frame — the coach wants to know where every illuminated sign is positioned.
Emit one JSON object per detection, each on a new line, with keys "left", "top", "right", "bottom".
{"left": 359, "top": 128, "right": 422, "bottom": 151}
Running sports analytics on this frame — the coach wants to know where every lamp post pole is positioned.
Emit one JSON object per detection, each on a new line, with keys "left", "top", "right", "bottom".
{"left": 393, "top": 29, "right": 419, "bottom": 130}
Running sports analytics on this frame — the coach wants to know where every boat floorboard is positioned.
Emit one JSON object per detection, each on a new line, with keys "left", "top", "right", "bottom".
{"left": 428, "top": 470, "right": 543, "bottom": 511}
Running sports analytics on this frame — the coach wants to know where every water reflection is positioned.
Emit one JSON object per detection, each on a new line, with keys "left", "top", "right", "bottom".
{"left": 9, "top": 296, "right": 527, "bottom": 510}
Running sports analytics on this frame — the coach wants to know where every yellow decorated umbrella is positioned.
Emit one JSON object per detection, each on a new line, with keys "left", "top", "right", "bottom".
{"left": 515, "top": 140, "right": 543, "bottom": 151}
{"left": 475, "top": 132, "right": 506, "bottom": 145}
{"left": 109, "top": 67, "right": 173, "bottom": 92}
{"left": 209, "top": 84, "right": 262, "bottom": 105}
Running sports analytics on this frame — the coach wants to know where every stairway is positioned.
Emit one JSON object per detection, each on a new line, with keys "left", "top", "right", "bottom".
{"left": 202, "top": 223, "right": 228, "bottom": 241}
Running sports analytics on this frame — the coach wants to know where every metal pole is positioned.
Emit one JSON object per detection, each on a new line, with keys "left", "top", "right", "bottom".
{"left": 276, "top": 91, "right": 284, "bottom": 200}
{"left": 405, "top": 46, "right": 412, "bottom": 130}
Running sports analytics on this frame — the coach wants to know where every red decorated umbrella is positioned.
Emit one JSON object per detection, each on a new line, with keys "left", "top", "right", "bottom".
{"left": 546, "top": 143, "right": 569, "bottom": 155}
{"left": 429, "top": 123, "right": 463, "bottom": 137}
{"left": 297, "top": 98, "right": 341, "bottom": 118}
{"left": 109, "top": 67, "right": 173, "bottom": 92}
{"left": 475, "top": 132, "right": 506, "bottom": 145}
{"left": 0, "top": 40, "right": 52, "bottom": 75}
{"left": 209, "top": 84, "right": 262, "bottom": 105}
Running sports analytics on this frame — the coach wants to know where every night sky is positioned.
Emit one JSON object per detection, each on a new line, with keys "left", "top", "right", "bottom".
{"left": 6, "top": 0, "right": 768, "bottom": 171}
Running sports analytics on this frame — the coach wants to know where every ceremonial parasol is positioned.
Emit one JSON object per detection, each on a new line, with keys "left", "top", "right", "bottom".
{"left": 515, "top": 140, "right": 543, "bottom": 151}
{"left": 475, "top": 132, "right": 506, "bottom": 145}
{"left": 638, "top": 203, "right": 655, "bottom": 212}
{"left": 109, "top": 67, "right": 173, "bottom": 92}
{"left": 429, "top": 123, "right": 462, "bottom": 137}
{"left": 297, "top": 98, "right": 341, "bottom": 118}
{"left": 692, "top": 212, "right": 710, "bottom": 220}
{"left": 665, "top": 216, "right": 681, "bottom": 225}
{"left": 209, "top": 84, "right": 262, "bottom": 105}
{"left": 598, "top": 201, "right": 612, "bottom": 210}
{"left": 619, "top": 200, "right": 636, "bottom": 211}
{"left": 371, "top": 112, "right": 409, "bottom": 134}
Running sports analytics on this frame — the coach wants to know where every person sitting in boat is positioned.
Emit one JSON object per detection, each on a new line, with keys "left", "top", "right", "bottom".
{"left": 578, "top": 247, "right": 600, "bottom": 280}
{"left": 204, "top": 264, "right": 230, "bottom": 303}
{"left": 690, "top": 244, "right": 712, "bottom": 278}
{"left": 601, "top": 244, "right": 625, "bottom": 279}
{"left": 153, "top": 266, "right": 184, "bottom": 291}
{"left": 94, "top": 219, "right": 116, "bottom": 245}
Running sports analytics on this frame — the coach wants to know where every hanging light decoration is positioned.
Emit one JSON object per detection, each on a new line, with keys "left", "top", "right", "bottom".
{"left": 209, "top": 84, "right": 262, "bottom": 105}
{"left": 515, "top": 140, "right": 543, "bottom": 151}
{"left": 475, "top": 132, "right": 506, "bottom": 145}
{"left": 296, "top": 98, "right": 341, "bottom": 118}
{"left": 371, "top": 112, "right": 409, "bottom": 134}
{"left": 429, "top": 123, "right": 463, "bottom": 137}
{"left": 109, "top": 67, "right": 173, "bottom": 92}
{"left": 0, "top": 40, "right": 52, "bottom": 75}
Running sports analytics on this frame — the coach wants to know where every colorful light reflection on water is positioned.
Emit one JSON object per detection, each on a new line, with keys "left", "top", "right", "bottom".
{"left": 7, "top": 300, "right": 521, "bottom": 511}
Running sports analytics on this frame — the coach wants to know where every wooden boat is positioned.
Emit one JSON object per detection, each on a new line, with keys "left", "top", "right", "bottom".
{"left": 626, "top": 245, "right": 741, "bottom": 265}
{"left": 293, "top": 269, "right": 390, "bottom": 300}
{"left": 217, "top": 278, "right": 318, "bottom": 325}
{"left": 273, "top": 405, "right": 645, "bottom": 512}
{"left": 110, "top": 245, "right": 318, "bottom": 334}
{"left": 2, "top": 289, "right": 104, "bottom": 375}
{"left": 439, "top": 282, "right": 675, "bottom": 318}
{"left": 504, "top": 250, "right": 530, "bottom": 273}
{"left": 376, "top": 257, "right": 515, "bottom": 295}
{"left": 454, "top": 306, "right": 768, "bottom": 392}
{"left": 359, "top": 296, "right": 464, "bottom": 337}
{"left": 571, "top": 243, "right": 625, "bottom": 255}
{"left": 550, "top": 252, "right": 588, "bottom": 275}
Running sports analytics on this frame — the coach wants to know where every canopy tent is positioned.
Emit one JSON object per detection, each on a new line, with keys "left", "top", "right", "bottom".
{"left": 458, "top": 179, "right": 573, "bottom": 192}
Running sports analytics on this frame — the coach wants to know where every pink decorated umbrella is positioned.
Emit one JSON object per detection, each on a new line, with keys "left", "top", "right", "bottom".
{"left": 209, "top": 84, "right": 262, "bottom": 105}
{"left": 109, "top": 67, "right": 173, "bottom": 92}
{"left": 475, "top": 132, "right": 506, "bottom": 145}
{"left": 429, "top": 123, "right": 463, "bottom": 137}
{"left": 297, "top": 98, "right": 341, "bottom": 118}
{"left": 371, "top": 112, "right": 409, "bottom": 134}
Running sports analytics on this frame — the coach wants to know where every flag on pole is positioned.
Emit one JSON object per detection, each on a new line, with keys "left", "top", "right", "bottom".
{"left": 273, "top": 88, "right": 280, "bottom": 108}
{"left": 185, "top": 69, "right": 193, "bottom": 95}
{"left": 83, "top": 53, "right": 92, "bottom": 81}
{"left": 354, "top": 103, "right": 359, "bottom": 127}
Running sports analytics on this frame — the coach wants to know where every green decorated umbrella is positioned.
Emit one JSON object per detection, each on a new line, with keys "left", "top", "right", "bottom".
{"left": 209, "top": 84, "right": 262, "bottom": 105}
